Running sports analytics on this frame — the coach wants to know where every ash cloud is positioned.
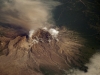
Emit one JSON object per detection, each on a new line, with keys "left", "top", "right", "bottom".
{"left": 0, "top": 0, "right": 60, "bottom": 30}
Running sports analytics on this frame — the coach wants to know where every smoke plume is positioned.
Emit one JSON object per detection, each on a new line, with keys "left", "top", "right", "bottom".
{"left": 0, "top": 0, "right": 60, "bottom": 30}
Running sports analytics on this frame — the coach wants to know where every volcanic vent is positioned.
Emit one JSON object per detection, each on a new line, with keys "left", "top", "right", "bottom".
{"left": 0, "top": 27, "right": 87, "bottom": 75}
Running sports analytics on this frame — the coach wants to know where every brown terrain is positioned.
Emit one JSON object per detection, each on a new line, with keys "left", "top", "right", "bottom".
{"left": 0, "top": 24, "right": 87, "bottom": 75}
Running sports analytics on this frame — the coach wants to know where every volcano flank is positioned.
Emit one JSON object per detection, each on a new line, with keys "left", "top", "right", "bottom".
{"left": 0, "top": 25, "right": 87, "bottom": 75}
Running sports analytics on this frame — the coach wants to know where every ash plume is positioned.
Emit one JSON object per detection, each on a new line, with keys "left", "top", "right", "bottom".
{"left": 0, "top": 0, "right": 60, "bottom": 30}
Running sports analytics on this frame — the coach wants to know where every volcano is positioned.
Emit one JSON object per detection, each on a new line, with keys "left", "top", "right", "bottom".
{"left": 0, "top": 25, "right": 87, "bottom": 75}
